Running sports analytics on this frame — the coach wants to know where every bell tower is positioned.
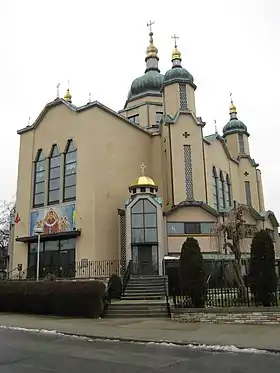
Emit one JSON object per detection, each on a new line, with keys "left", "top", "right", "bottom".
{"left": 222, "top": 96, "right": 250, "bottom": 158}
{"left": 161, "top": 37, "right": 207, "bottom": 205}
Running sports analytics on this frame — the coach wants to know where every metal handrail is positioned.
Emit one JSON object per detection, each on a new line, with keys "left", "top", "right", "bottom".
{"left": 122, "top": 260, "right": 132, "bottom": 296}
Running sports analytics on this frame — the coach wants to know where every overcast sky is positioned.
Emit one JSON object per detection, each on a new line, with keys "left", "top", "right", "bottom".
{"left": 0, "top": 0, "right": 279, "bottom": 219}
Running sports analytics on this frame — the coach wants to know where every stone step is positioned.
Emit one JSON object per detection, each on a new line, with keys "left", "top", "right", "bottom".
{"left": 107, "top": 306, "right": 167, "bottom": 313}
{"left": 125, "top": 288, "right": 165, "bottom": 293}
{"left": 126, "top": 281, "right": 165, "bottom": 286}
{"left": 109, "top": 304, "right": 167, "bottom": 311}
{"left": 126, "top": 281, "right": 165, "bottom": 287}
{"left": 124, "top": 291, "right": 165, "bottom": 296}
{"left": 105, "top": 313, "right": 168, "bottom": 318}
{"left": 123, "top": 292, "right": 165, "bottom": 299}
{"left": 128, "top": 279, "right": 165, "bottom": 284}
{"left": 122, "top": 295, "right": 165, "bottom": 300}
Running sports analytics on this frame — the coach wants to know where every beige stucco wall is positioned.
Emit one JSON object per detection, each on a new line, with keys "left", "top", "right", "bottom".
{"left": 170, "top": 114, "right": 207, "bottom": 203}
{"left": 13, "top": 103, "right": 157, "bottom": 269}
{"left": 166, "top": 206, "right": 218, "bottom": 254}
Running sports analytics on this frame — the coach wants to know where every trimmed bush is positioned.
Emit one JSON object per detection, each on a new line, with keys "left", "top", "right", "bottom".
{"left": 249, "top": 230, "right": 277, "bottom": 306}
{"left": 108, "top": 273, "right": 122, "bottom": 299}
{"left": 0, "top": 280, "right": 105, "bottom": 318}
{"left": 180, "top": 237, "right": 207, "bottom": 308}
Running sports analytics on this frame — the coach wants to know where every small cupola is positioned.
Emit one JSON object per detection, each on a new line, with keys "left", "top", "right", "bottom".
{"left": 163, "top": 34, "right": 196, "bottom": 89}
{"left": 129, "top": 163, "right": 158, "bottom": 197}
{"left": 223, "top": 96, "right": 249, "bottom": 137}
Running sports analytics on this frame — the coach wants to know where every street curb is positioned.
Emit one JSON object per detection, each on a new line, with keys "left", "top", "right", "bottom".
{"left": 1, "top": 324, "right": 280, "bottom": 355}
{"left": 56, "top": 330, "right": 280, "bottom": 355}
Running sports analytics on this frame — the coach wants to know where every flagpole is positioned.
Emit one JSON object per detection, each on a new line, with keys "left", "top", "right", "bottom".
{"left": 34, "top": 227, "right": 43, "bottom": 281}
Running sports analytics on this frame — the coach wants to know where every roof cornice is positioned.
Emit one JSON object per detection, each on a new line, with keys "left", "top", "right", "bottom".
{"left": 17, "top": 98, "right": 152, "bottom": 136}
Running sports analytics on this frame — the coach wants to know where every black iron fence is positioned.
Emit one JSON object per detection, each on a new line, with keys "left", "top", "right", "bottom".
{"left": 25, "top": 260, "right": 120, "bottom": 280}
{"left": 173, "top": 286, "right": 280, "bottom": 308}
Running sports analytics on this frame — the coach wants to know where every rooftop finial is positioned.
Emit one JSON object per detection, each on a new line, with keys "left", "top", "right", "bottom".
{"left": 214, "top": 120, "right": 218, "bottom": 134}
{"left": 146, "top": 20, "right": 158, "bottom": 59}
{"left": 140, "top": 162, "right": 146, "bottom": 176}
{"left": 56, "top": 83, "right": 60, "bottom": 99}
{"left": 64, "top": 80, "right": 72, "bottom": 103}
{"left": 171, "top": 33, "right": 182, "bottom": 63}
{"left": 171, "top": 33, "right": 179, "bottom": 48}
{"left": 229, "top": 92, "right": 237, "bottom": 114}
{"left": 88, "top": 93, "right": 92, "bottom": 104}
{"left": 147, "top": 20, "right": 155, "bottom": 34}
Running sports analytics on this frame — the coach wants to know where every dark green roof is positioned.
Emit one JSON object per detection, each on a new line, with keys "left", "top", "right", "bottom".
{"left": 128, "top": 70, "right": 164, "bottom": 100}
{"left": 164, "top": 66, "right": 195, "bottom": 88}
{"left": 223, "top": 118, "right": 249, "bottom": 137}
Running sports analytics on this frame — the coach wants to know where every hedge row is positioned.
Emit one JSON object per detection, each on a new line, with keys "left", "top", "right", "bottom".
{"left": 0, "top": 280, "right": 105, "bottom": 318}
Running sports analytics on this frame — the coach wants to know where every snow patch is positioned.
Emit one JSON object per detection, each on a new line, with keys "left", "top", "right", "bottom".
{"left": 0, "top": 324, "right": 275, "bottom": 355}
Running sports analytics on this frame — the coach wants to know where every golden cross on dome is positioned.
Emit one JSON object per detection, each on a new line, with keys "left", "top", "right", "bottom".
{"left": 140, "top": 162, "right": 146, "bottom": 176}
{"left": 171, "top": 33, "right": 179, "bottom": 47}
{"left": 147, "top": 20, "right": 155, "bottom": 33}
{"left": 230, "top": 92, "right": 233, "bottom": 103}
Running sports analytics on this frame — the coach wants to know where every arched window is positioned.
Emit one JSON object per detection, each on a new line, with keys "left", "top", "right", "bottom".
{"left": 33, "top": 149, "right": 45, "bottom": 207}
{"left": 212, "top": 167, "right": 219, "bottom": 209}
{"left": 63, "top": 140, "right": 77, "bottom": 201}
{"left": 218, "top": 171, "right": 225, "bottom": 209}
{"left": 225, "top": 174, "right": 232, "bottom": 207}
{"left": 48, "top": 145, "right": 60, "bottom": 204}
{"left": 131, "top": 199, "right": 157, "bottom": 243}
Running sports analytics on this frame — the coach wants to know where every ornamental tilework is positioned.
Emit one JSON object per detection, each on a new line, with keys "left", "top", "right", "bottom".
{"left": 119, "top": 214, "right": 126, "bottom": 277}
{"left": 179, "top": 84, "right": 188, "bottom": 110}
{"left": 183, "top": 145, "right": 194, "bottom": 200}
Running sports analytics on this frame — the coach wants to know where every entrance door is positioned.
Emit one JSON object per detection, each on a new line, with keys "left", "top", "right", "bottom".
{"left": 42, "top": 241, "right": 60, "bottom": 278}
{"left": 138, "top": 246, "right": 154, "bottom": 275}
{"left": 60, "top": 249, "right": 75, "bottom": 278}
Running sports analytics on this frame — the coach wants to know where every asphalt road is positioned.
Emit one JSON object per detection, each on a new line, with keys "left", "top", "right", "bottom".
{"left": 0, "top": 328, "right": 279, "bottom": 372}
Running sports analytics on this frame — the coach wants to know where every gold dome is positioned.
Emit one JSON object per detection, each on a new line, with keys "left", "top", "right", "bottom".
{"left": 172, "top": 46, "right": 181, "bottom": 60}
{"left": 146, "top": 32, "right": 158, "bottom": 58}
{"left": 229, "top": 101, "right": 237, "bottom": 114}
{"left": 130, "top": 176, "right": 156, "bottom": 188}
{"left": 64, "top": 88, "right": 72, "bottom": 102}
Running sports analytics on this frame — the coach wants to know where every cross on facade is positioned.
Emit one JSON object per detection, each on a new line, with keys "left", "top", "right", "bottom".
{"left": 182, "top": 132, "right": 191, "bottom": 138}
{"left": 140, "top": 162, "right": 146, "bottom": 175}
{"left": 171, "top": 33, "right": 179, "bottom": 47}
{"left": 244, "top": 171, "right": 249, "bottom": 176}
{"left": 147, "top": 20, "right": 155, "bottom": 33}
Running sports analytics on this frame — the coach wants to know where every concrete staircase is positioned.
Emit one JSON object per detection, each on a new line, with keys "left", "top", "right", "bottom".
{"left": 105, "top": 275, "right": 169, "bottom": 318}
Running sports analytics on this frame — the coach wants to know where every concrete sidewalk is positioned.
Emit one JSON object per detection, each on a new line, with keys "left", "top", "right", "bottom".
{"left": 0, "top": 313, "right": 279, "bottom": 352}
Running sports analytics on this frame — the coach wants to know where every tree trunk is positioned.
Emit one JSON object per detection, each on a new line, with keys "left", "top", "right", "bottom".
{"left": 233, "top": 258, "right": 248, "bottom": 302}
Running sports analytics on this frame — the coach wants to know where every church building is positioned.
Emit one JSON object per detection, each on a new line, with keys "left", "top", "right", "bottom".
{"left": 11, "top": 26, "right": 279, "bottom": 278}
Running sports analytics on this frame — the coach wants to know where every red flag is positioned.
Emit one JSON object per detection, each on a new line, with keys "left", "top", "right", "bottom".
{"left": 14, "top": 213, "right": 21, "bottom": 224}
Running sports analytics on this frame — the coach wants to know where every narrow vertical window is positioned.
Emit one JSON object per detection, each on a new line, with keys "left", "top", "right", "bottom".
{"left": 238, "top": 133, "right": 245, "bottom": 153}
{"left": 183, "top": 145, "right": 194, "bottom": 200}
{"left": 225, "top": 174, "right": 232, "bottom": 207}
{"left": 48, "top": 145, "right": 60, "bottom": 204}
{"left": 218, "top": 171, "right": 225, "bottom": 208}
{"left": 245, "top": 181, "right": 252, "bottom": 206}
{"left": 212, "top": 167, "right": 219, "bottom": 209}
{"left": 33, "top": 150, "right": 45, "bottom": 208}
{"left": 63, "top": 140, "right": 77, "bottom": 201}
{"left": 179, "top": 84, "right": 188, "bottom": 110}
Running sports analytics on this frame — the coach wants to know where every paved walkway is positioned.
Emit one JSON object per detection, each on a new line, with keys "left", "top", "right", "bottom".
{"left": 0, "top": 313, "right": 279, "bottom": 352}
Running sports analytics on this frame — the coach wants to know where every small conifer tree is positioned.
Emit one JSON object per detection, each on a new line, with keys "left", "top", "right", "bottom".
{"left": 179, "top": 237, "right": 207, "bottom": 307}
{"left": 249, "top": 230, "right": 277, "bottom": 306}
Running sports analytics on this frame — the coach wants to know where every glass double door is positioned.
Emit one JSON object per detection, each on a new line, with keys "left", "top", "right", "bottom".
{"left": 132, "top": 245, "right": 158, "bottom": 275}
{"left": 28, "top": 239, "right": 76, "bottom": 279}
